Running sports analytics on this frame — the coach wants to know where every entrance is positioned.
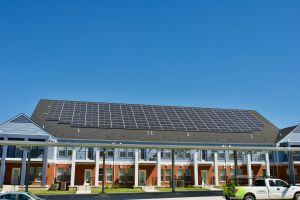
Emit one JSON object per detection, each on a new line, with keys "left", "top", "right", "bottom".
{"left": 201, "top": 170, "right": 208, "bottom": 186}
{"left": 11, "top": 168, "right": 20, "bottom": 185}
{"left": 84, "top": 169, "right": 92, "bottom": 184}
{"left": 138, "top": 170, "right": 146, "bottom": 186}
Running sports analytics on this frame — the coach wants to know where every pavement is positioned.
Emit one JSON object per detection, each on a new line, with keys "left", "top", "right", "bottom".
{"left": 40, "top": 191, "right": 224, "bottom": 200}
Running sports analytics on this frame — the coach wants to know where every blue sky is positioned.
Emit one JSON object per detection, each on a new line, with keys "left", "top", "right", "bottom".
{"left": 0, "top": 1, "right": 299, "bottom": 128}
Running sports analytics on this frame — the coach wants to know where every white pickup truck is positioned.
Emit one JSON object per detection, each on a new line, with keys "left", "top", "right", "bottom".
{"left": 223, "top": 178, "right": 300, "bottom": 200}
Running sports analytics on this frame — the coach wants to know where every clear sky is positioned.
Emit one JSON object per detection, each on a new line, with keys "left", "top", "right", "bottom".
{"left": 0, "top": 1, "right": 299, "bottom": 128}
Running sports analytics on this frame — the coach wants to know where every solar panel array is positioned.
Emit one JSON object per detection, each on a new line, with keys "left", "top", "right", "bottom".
{"left": 46, "top": 100, "right": 265, "bottom": 133}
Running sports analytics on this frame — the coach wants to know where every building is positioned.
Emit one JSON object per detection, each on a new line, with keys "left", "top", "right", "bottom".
{"left": 0, "top": 99, "right": 295, "bottom": 190}
{"left": 271, "top": 125, "right": 300, "bottom": 183}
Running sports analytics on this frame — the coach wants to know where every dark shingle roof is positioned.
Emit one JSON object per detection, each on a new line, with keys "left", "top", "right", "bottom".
{"left": 31, "top": 99, "right": 279, "bottom": 145}
{"left": 275, "top": 125, "right": 299, "bottom": 143}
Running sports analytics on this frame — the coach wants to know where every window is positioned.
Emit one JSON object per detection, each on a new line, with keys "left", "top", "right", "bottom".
{"left": 165, "top": 169, "right": 171, "bottom": 182}
{"left": 58, "top": 147, "right": 72, "bottom": 157}
{"left": 2, "top": 194, "right": 17, "bottom": 200}
{"left": 220, "top": 169, "right": 226, "bottom": 182}
{"left": 119, "top": 149, "right": 134, "bottom": 158}
{"left": 58, "top": 147, "right": 65, "bottom": 157}
{"left": 107, "top": 149, "right": 114, "bottom": 157}
{"left": 56, "top": 168, "right": 64, "bottom": 182}
{"left": 229, "top": 151, "right": 234, "bottom": 160}
{"left": 161, "top": 170, "right": 164, "bottom": 182}
{"left": 127, "top": 168, "right": 134, "bottom": 182}
{"left": 162, "top": 151, "right": 171, "bottom": 159}
{"left": 253, "top": 180, "right": 266, "bottom": 186}
{"left": 18, "top": 194, "right": 30, "bottom": 200}
{"left": 230, "top": 169, "right": 235, "bottom": 177}
{"left": 29, "top": 167, "right": 35, "bottom": 182}
{"left": 201, "top": 150, "right": 207, "bottom": 160}
{"left": 36, "top": 167, "right": 43, "bottom": 181}
{"left": 100, "top": 148, "right": 113, "bottom": 158}
{"left": 177, "top": 169, "right": 184, "bottom": 180}
{"left": 87, "top": 148, "right": 94, "bottom": 160}
{"left": 56, "top": 168, "right": 70, "bottom": 182}
{"left": 185, "top": 152, "right": 191, "bottom": 159}
{"left": 219, "top": 151, "right": 225, "bottom": 160}
{"left": 276, "top": 180, "right": 288, "bottom": 187}
{"left": 119, "top": 151, "right": 126, "bottom": 158}
{"left": 31, "top": 146, "right": 44, "bottom": 158}
{"left": 177, "top": 152, "right": 184, "bottom": 159}
{"left": 185, "top": 169, "right": 191, "bottom": 182}
{"left": 98, "top": 169, "right": 103, "bottom": 182}
{"left": 127, "top": 150, "right": 134, "bottom": 158}
{"left": 66, "top": 168, "right": 71, "bottom": 182}
{"left": 106, "top": 168, "right": 113, "bottom": 182}
{"left": 230, "top": 169, "right": 243, "bottom": 177}
{"left": 269, "top": 180, "right": 276, "bottom": 186}
{"left": 119, "top": 169, "right": 125, "bottom": 182}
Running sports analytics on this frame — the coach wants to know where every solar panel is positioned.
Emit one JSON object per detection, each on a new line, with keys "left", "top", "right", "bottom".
{"left": 46, "top": 100, "right": 64, "bottom": 121}
{"left": 46, "top": 100, "right": 265, "bottom": 133}
{"left": 58, "top": 101, "right": 76, "bottom": 124}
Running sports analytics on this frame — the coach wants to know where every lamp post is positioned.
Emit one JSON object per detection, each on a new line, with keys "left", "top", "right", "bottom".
{"left": 171, "top": 149, "right": 176, "bottom": 193}
{"left": 102, "top": 148, "right": 107, "bottom": 193}
{"left": 19, "top": 146, "right": 32, "bottom": 192}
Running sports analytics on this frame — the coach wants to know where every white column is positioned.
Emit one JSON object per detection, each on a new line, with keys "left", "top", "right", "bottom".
{"left": 0, "top": 137, "right": 8, "bottom": 185}
{"left": 157, "top": 150, "right": 161, "bottom": 187}
{"left": 213, "top": 151, "right": 219, "bottom": 186}
{"left": 20, "top": 148, "right": 28, "bottom": 186}
{"left": 53, "top": 147, "right": 57, "bottom": 162}
{"left": 95, "top": 150, "right": 100, "bottom": 186}
{"left": 194, "top": 151, "right": 198, "bottom": 186}
{"left": 247, "top": 152, "right": 252, "bottom": 185}
{"left": 42, "top": 146, "right": 48, "bottom": 186}
{"left": 70, "top": 149, "right": 76, "bottom": 187}
{"left": 265, "top": 151, "right": 270, "bottom": 177}
{"left": 134, "top": 149, "right": 139, "bottom": 187}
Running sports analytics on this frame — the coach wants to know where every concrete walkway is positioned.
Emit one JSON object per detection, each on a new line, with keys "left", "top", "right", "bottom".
{"left": 40, "top": 191, "right": 224, "bottom": 200}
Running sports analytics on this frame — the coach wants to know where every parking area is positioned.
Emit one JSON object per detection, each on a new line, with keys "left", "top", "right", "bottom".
{"left": 41, "top": 191, "right": 224, "bottom": 200}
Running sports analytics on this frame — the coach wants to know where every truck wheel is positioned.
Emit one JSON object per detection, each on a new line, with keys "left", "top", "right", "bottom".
{"left": 244, "top": 194, "right": 255, "bottom": 200}
{"left": 294, "top": 193, "right": 300, "bottom": 200}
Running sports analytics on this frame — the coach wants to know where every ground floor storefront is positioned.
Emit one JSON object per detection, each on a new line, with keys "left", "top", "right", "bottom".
{"left": 3, "top": 161, "right": 299, "bottom": 189}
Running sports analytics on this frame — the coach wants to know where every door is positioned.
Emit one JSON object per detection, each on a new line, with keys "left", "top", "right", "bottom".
{"left": 268, "top": 179, "right": 293, "bottom": 199}
{"left": 84, "top": 169, "right": 92, "bottom": 184}
{"left": 11, "top": 168, "right": 20, "bottom": 185}
{"left": 201, "top": 170, "right": 208, "bottom": 186}
{"left": 138, "top": 170, "right": 146, "bottom": 186}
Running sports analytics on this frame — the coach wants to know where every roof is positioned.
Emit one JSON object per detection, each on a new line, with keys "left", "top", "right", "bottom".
{"left": 0, "top": 113, "right": 55, "bottom": 140}
{"left": 31, "top": 99, "right": 279, "bottom": 145}
{"left": 275, "top": 125, "right": 300, "bottom": 143}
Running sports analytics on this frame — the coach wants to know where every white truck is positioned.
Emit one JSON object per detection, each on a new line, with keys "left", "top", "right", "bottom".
{"left": 223, "top": 178, "right": 300, "bottom": 200}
